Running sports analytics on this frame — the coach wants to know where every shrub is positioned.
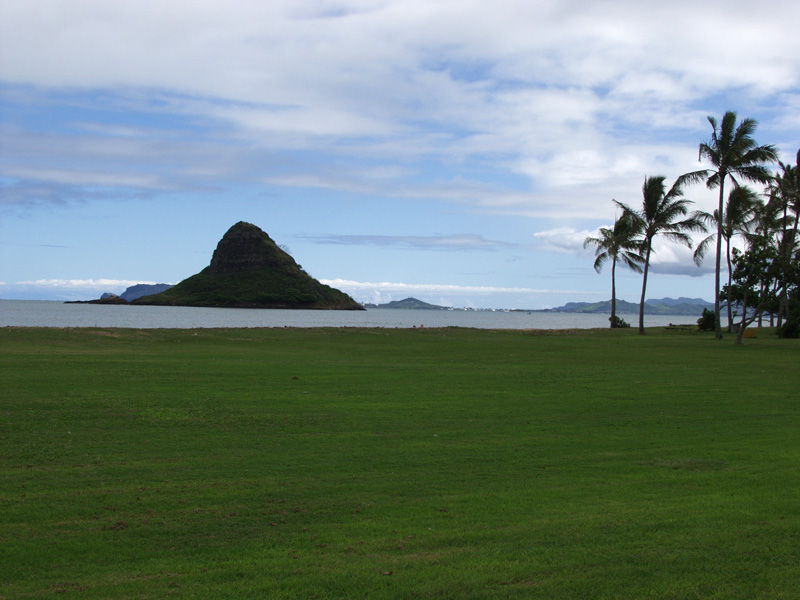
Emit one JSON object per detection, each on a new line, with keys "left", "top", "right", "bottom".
{"left": 697, "top": 308, "right": 715, "bottom": 331}
{"left": 609, "top": 315, "right": 630, "bottom": 328}
{"left": 777, "top": 317, "right": 800, "bottom": 339}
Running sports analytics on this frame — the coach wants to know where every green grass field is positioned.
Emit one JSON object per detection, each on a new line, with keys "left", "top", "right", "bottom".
{"left": 2, "top": 326, "right": 799, "bottom": 599}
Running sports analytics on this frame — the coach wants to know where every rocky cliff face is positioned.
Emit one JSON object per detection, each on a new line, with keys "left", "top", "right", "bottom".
{"left": 134, "top": 222, "right": 363, "bottom": 310}
{"left": 120, "top": 283, "right": 173, "bottom": 301}
{"left": 208, "top": 222, "right": 297, "bottom": 275}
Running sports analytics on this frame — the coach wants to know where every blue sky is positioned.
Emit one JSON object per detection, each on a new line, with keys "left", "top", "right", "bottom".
{"left": 2, "top": 0, "right": 799, "bottom": 309}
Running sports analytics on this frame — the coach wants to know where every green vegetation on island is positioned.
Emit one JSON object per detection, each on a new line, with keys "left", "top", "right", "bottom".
{"left": 363, "top": 297, "right": 450, "bottom": 310}
{"left": 134, "top": 221, "right": 363, "bottom": 310}
{"left": 543, "top": 297, "right": 712, "bottom": 316}
{"left": 119, "top": 283, "right": 173, "bottom": 301}
{"left": 2, "top": 326, "right": 799, "bottom": 599}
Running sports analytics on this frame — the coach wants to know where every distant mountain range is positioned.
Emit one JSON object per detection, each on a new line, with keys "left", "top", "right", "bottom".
{"left": 363, "top": 297, "right": 450, "bottom": 310}
{"left": 72, "top": 284, "right": 174, "bottom": 305}
{"left": 540, "top": 297, "right": 713, "bottom": 316}
{"left": 86, "top": 282, "right": 710, "bottom": 317}
{"left": 362, "top": 296, "right": 712, "bottom": 315}
{"left": 102, "top": 283, "right": 173, "bottom": 301}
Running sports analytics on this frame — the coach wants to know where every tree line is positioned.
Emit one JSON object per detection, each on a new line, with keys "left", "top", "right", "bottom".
{"left": 584, "top": 111, "right": 799, "bottom": 342}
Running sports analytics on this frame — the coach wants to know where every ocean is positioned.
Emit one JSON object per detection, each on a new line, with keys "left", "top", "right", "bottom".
{"left": 0, "top": 300, "right": 703, "bottom": 330}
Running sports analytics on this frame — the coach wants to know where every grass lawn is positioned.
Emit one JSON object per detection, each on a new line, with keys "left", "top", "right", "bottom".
{"left": 1, "top": 326, "right": 799, "bottom": 599}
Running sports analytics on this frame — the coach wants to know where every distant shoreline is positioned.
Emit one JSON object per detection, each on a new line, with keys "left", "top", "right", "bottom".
{"left": 364, "top": 296, "right": 713, "bottom": 316}
{"left": 0, "top": 299, "right": 707, "bottom": 329}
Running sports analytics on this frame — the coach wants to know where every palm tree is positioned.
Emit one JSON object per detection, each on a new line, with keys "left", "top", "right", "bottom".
{"left": 584, "top": 212, "right": 644, "bottom": 327}
{"left": 745, "top": 197, "right": 785, "bottom": 327}
{"left": 693, "top": 186, "right": 760, "bottom": 330}
{"left": 615, "top": 176, "right": 705, "bottom": 334}
{"left": 686, "top": 111, "right": 778, "bottom": 338}
{"left": 771, "top": 152, "right": 800, "bottom": 325}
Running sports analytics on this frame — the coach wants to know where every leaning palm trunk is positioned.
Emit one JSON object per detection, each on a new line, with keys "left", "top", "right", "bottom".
{"left": 638, "top": 245, "right": 652, "bottom": 334}
{"left": 616, "top": 175, "right": 701, "bottom": 335}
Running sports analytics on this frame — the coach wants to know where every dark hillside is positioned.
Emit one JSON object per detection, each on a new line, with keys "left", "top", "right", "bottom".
{"left": 134, "top": 222, "right": 363, "bottom": 310}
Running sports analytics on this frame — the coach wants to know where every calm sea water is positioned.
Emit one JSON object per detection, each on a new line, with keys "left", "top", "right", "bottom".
{"left": 0, "top": 300, "right": 702, "bottom": 329}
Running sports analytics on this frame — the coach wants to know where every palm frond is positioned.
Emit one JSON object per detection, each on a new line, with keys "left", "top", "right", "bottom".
{"left": 693, "top": 234, "right": 715, "bottom": 265}
{"left": 584, "top": 211, "right": 644, "bottom": 276}
{"left": 732, "top": 164, "right": 775, "bottom": 185}
{"left": 705, "top": 171, "right": 721, "bottom": 190}
{"left": 676, "top": 169, "right": 709, "bottom": 188}
{"left": 732, "top": 116, "right": 758, "bottom": 144}
{"left": 738, "top": 144, "right": 778, "bottom": 166}
{"left": 659, "top": 231, "right": 694, "bottom": 248}
{"left": 693, "top": 209, "right": 717, "bottom": 228}
{"left": 592, "top": 252, "right": 609, "bottom": 273}
{"left": 620, "top": 250, "right": 644, "bottom": 273}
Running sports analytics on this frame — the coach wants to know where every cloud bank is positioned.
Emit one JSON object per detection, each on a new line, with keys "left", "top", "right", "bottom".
{"left": 302, "top": 233, "right": 514, "bottom": 251}
{"left": 1, "top": 0, "right": 795, "bottom": 307}
{"left": 2, "top": 0, "right": 797, "bottom": 219}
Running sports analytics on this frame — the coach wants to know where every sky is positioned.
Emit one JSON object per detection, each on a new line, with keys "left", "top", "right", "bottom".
{"left": 1, "top": 0, "right": 799, "bottom": 309}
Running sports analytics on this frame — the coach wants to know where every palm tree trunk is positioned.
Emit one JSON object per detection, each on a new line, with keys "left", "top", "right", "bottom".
{"left": 638, "top": 244, "right": 651, "bottom": 335}
{"left": 735, "top": 287, "right": 749, "bottom": 346}
{"left": 714, "top": 184, "right": 725, "bottom": 339}
{"left": 610, "top": 256, "right": 617, "bottom": 327}
{"left": 785, "top": 219, "right": 800, "bottom": 325}
{"left": 725, "top": 238, "right": 733, "bottom": 332}
{"left": 777, "top": 202, "right": 789, "bottom": 328}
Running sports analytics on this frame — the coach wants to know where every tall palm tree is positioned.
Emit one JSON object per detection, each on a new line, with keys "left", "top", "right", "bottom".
{"left": 771, "top": 152, "right": 800, "bottom": 325}
{"left": 615, "top": 176, "right": 705, "bottom": 334}
{"left": 693, "top": 186, "right": 760, "bottom": 330}
{"left": 583, "top": 212, "right": 644, "bottom": 327}
{"left": 746, "top": 196, "right": 785, "bottom": 327}
{"left": 686, "top": 111, "right": 778, "bottom": 338}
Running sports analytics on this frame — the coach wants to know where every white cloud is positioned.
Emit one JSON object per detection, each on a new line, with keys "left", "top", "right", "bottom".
{"left": 14, "top": 278, "right": 157, "bottom": 288}
{"left": 4, "top": 1, "right": 797, "bottom": 160}
{"left": 534, "top": 227, "right": 597, "bottom": 255}
{"left": 303, "top": 233, "right": 514, "bottom": 251}
{"left": 7, "top": 166, "right": 170, "bottom": 190}
{"left": 534, "top": 226, "right": 716, "bottom": 278}
{"left": 0, "top": 0, "right": 796, "bottom": 305}
{"left": 322, "top": 279, "right": 557, "bottom": 294}
{"left": 648, "top": 242, "right": 712, "bottom": 277}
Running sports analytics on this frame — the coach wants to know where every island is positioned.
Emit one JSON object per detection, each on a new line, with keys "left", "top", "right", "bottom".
{"left": 538, "top": 297, "right": 713, "bottom": 316}
{"left": 363, "top": 297, "right": 450, "bottom": 310}
{"left": 131, "top": 221, "right": 364, "bottom": 310}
